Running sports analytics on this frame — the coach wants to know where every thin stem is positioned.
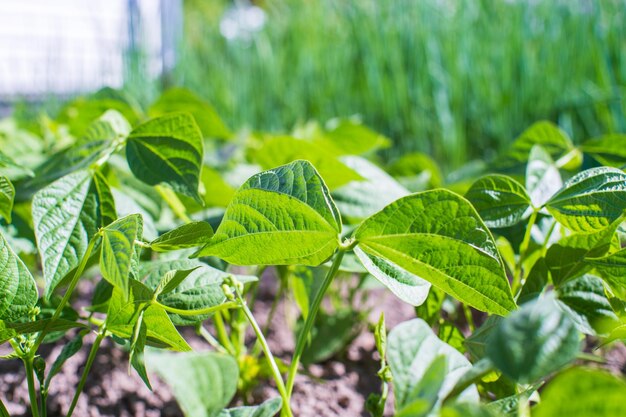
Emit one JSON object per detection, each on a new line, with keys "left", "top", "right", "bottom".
{"left": 24, "top": 356, "right": 41, "bottom": 417}
{"left": 33, "top": 237, "right": 99, "bottom": 352}
{"left": 214, "top": 311, "right": 236, "bottom": 355}
{"left": 234, "top": 289, "right": 293, "bottom": 417}
{"left": 513, "top": 210, "right": 538, "bottom": 292}
{"left": 155, "top": 185, "right": 192, "bottom": 223}
{"left": 156, "top": 300, "right": 239, "bottom": 316}
{"left": 65, "top": 329, "right": 106, "bottom": 417}
{"left": 196, "top": 324, "right": 227, "bottom": 353}
{"left": 0, "top": 397, "right": 10, "bottom": 417}
{"left": 285, "top": 248, "right": 346, "bottom": 398}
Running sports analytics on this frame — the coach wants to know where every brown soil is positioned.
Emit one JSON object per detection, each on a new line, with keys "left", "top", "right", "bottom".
{"left": 1, "top": 275, "right": 416, "bottom": 417}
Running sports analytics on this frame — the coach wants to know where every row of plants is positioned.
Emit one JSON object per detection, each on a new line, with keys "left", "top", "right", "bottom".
{"left": 2, "top": 87, "right": 626, "bottom": 416}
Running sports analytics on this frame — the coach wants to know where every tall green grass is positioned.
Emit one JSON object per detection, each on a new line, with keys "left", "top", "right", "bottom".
{"left": 177, "top": 0, "right": 625, "bottom": 169}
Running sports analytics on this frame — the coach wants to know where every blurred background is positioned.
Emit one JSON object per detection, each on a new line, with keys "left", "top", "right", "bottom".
{"left": 0, "top": 0, "right": 624, "bottom": 168}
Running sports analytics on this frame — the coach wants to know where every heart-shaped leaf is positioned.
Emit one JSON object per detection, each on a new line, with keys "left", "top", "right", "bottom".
{"left": 465, "top": 174, "right": 531, "bottom": 228}
{"left": 486, "top": 296, "right": 580, "bottom": 383}
{"left": 354, "top": 190, "right": 516, "bottom": 315}
{"left": 0, "top": 231, "right": 37, "bottom": 321}
{"left": 194, "top": 160, "right": 341, "bottom": 266}
{"left": 126, "top": 113, "right": 204, "bottom": 201}
{"left": 546, "top": 167, "right": 626, "bottom": 233}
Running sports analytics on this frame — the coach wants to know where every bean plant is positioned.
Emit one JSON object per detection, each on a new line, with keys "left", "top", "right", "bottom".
{"left": 2, "top": 88, "right": 626, "bottom": 417}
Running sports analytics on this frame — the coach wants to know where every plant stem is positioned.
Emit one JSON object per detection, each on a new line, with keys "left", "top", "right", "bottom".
{"left": 513, "top": 210, "right": 538, "bottom": 293}
{"left": 234, "top": 289, "right": 293, "bottom": 417}
{"left": 33, "top": 237, "right": 99, "bottom": 352}
{"left": 196, "top": 323, "right": 227, "bottom": 353}
{"left": 214, "top": 311, "right": 236, "bottom": 355}
{"left": 23, "top": 356, "right": 41, "bottom": 417}
{"left": 285, "top": 248, "right": 346, "bottom": 398}
{"left": 0, "top": 397, "right": 10, "bottom": 417}
{"left": 156, "top": 300, "right": 239, "bottom": 316}
{"left": 65, "top": 328, "right": 106, "bottom": 417}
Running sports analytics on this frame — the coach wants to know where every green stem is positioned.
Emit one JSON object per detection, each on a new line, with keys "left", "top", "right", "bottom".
{"left": 214, "top": 311, "right": 236, "bottom": 355}
{"left": 234, "top": 289, "right": 293, "bottom": 417}
{"left": 24, "top": 356, "right": 41, "bottom": 417}
{"left": 0, "top": 397, "right": 9, "bottom": 417}
{"left": 285, "top": 248, "right": 346, "bottom": 398}
{"left": 65, "top": 329, "right": 106, "bottom": 417}
{"left": 196, "top": 324, "right": 227, "bottom": 353}
{"left": 513, "top": 210, "right": 538, "bottom": 293}
{"left": 33, "top": 237, "right": 99, "bottom": 352}
{"left": 156, "top": 300, "right": 239, "bottom": 316}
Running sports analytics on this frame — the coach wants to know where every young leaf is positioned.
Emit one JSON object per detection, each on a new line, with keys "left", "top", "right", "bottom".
{"left": 546, "top": 167, "right": 626, "bottom": 232}
{"left": 149, "top": 88, "right": 231, "bottom": 139}
{"left": 525, "top": 145, "right": 562, "bottom": 208}
{"left": 354, "top": 190, "right": 516, "bottom": 315}
{"left": 100, "top": 214, "right": 142, "bottom": 298}
{"left": 150, "top": 221, "right": 214, "bottom": 252}
{"left": 44, "top": 330, "right": 87, "bottom": 389}
{"left": 581, "top": 133, "right": 626, "bottom": 167}
{"left": 556, "top": 274, "right": 618, "bottom": 335}
{"left": 486, "top": 296, "right": 580, "bottom": 383}
{"left": 320, "top": 118, "right": 390, "bottom": 155}
{"left": 130, "top": 315, "right": 152, "bottom": 389}
{"left": 194, "top": 160, "right": 341, "bottom": 266}
{"left": 534, "top": 368, "right": 626, "bottom": 417}
{"left": 106, "top": 280, "right": 191, "bottom": 351}
{"left": 354, "top": 246, "right": 431, "bottom": 306}
{"left": 218, "top": 397, "right": 282, "bottom": 417}
{"left": 126, "top": 113, "right": 204, "bottom": 202}
{"left": 149, "top": 351, "right": 239, "bottom": 417}
{"left": 0, "top": 231, "right": 37, "bottom": 321}
{"left": 387, "top": 318, "right": 478, "bottom": 413}
{"left": 32, "top": 170, "right": 106, "bottom": 297}
{"left": 0, "top": 176, "right": 14, "bottom": 223}
{"left": 465, "top": 174, "right": 531, "bottom": 228}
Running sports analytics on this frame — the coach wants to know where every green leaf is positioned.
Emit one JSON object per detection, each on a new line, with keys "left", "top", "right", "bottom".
{"left": 486, "top": 296, "right": 580, "bottom": 383}
{"left": 465, "top": 175, "right": 531, "bottom": 228}
{"left": 130, "top": 315, "right": 151, "bottom": 389}
{"left": 0, "top": 149, "right": 34, "bottom": 177}
{"left": 354, "top": 190, "right": 516, "bottom": 315}
{"left": 534, "top": 368, "right": 626, "bottom": 417}
{"left": 0, "top": 319, "right": 86, "bottom": 344}
{"left": 149, "top": 88, "right": 231, "bottom": 139}
{"left": 545, "top": 223, "right": 617, "bottom": 286}
{"left": 218, "top": 397, "right": 282, "bottom": 417}
{"left": 194, "top": 160, "right": 341, "bottom": 266}
{"left": 154, "top": 267, "right": 199, "bottom": 298}
{"left": 301, "top": 308, "right": 362, "bottom": 365}
{"left": 525, "top": 145, "right": 562, "bottom": 208}
{"left": 485, "top": 383, "right": 541, "bottom": 416}
{"left": 0, "top": 176, "right": 14, "bottom": 223}
{"left": 464, "top": 316, "right": 501, "bottom": 361}
{"left": 331, "top": 156, "right": 409, "bottom": 222}
{"left": 354, "top": 246, "right": 431, "bottom": 306}
{"left": 91, "top": 171, "right": 117, "bottom": 227}
{"left": 100, "top": 214, "right": 142, "bottom": 298}
{"left": 556, "top": 274, "right": 618, "bottom": 335}
{"left": 149, "top": 351, "right": 239, "bottom": 417}
{"left": 320, "top": 119, "right": 390, "bottom": 154}
{"left": 0, "top": 231, "right": 38, "bottom": 321}
{"left": 32, "top": 170, "right": 106, "bottom": 297}
{"left": 581, "top": 133, "right": 626, "bottom": 167}
{"left": 587, "top": 247, "right": 626, "bottom": 298}
{"left": 44, "top": 330, "right": 86, "bottom": 389}
{"left": 126, "top": 113, "right": 204, "bottom": 201}
{"left": 251, "top": 136, "right": 362, "bottom": 189}
{"left": 546, "top": 167, "right": 626, "bottom": 233}
{"left": 150, "top": 221, "right": 214, "bottom": 252}
{"left": 387, "top": 318, "right": 478, "bottom": 413}
{"left": 106, "top": 280, "right": 191, "bottom": 351}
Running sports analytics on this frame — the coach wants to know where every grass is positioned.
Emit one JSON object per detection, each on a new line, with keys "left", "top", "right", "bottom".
{"left": 175, "top": 0, "right": 626, "bottom": 169}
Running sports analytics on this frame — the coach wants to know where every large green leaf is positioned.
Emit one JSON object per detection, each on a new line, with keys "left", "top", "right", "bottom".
{"left": 100, "top": 214, "right": 142, "bottom": 298}
{"left": 465, "top": 175, "right": 531, "bottom": 228}
{"left": 251, "top": 136, "right": 362, "bottom": 189}
{"left": 525, "top": 145, "right": 562, "bottom": 208}
{"left": 218, "top": 398, "right": 282, "bottom": 417}
{"left": 354, "top": 190, "right": 516, "bottom": 315}
{"left": 545, "top": 223, "right": 617, "bottom": 285}
{"left": 150, "top": 221, "right": 214, "bottom": 252}
{"left": 331, "top": 156, "right": 409, "bottom": 222}
{"left": 194, "top": 160, "right": 341, "bottom": 266}
{"left": 387, "top": 319, "right": 478, "bottom": 414}
{"left": 486, "top": 296, "right": 580, "bottom": 383}
{"left": 106, "top": 280, "right": 190, "bottom": 351}
{"left": 587, "top": 247, "right": 626, "bottom": 297}
{"left": 545, "top": 167, "right": 626, "bottom": 232}
{"left": 0, "top": 176, "right": 14, "bottom": 223}
{"left": 581, "top": 134, "right": 626, "bottom": 167}
{"left": 149, "top": 351, "right": 239, "bottom": 417}
{"left": 556, "top": 274, "right": 618, "bottom": 335}
{"left": 0, "top": 231, "right": 37, "bottom": 321}
{"left": 126, "top": 113, "right": 204, "bottom": 201}
{"left": 32, "top": 170, "right": 105, "bottom": 297}
{"left": 534, "top": 368, "right": 626, "bottom": 417}
{"left": 149, "top": 88, "right": 231, "bottom": 139}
